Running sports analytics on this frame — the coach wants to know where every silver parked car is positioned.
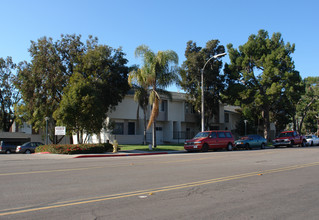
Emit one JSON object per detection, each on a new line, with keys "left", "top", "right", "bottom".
{"left": 305, "top": 135, "right": 319, "bottom": 146}
{"left": 16, "top": 142, "right": 44, "bottom": 154}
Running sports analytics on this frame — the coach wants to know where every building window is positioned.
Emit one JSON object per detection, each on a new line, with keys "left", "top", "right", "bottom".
{"left": 113, "top": 123, "right": 124, "bottom": 135}
{"left": 128, "top": 122, "right": 135, "bottom": 135}
{"left": 160, "top": 100, "right": 167, "bottom": 112}
{"left": 225, "top": 113, "right": 229, "bottom": 123}
{"left": 185, "top": 103, "right": 189, "bottom": 113}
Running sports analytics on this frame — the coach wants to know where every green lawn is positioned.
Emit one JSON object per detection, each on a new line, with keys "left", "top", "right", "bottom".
{"left": 119, "top": 144, "right": 185, "bottom": 151}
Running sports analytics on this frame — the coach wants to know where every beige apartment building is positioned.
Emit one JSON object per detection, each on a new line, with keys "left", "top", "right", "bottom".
{"left": 87, "top": 91, "right": 241, "bottom": 145}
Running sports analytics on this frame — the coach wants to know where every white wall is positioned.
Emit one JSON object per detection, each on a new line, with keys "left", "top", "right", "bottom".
{"left": 108, "top": 96, "right": 142, "bottom": 120}
{"left": 168, "top": 100, "right": 184, "bottom": 121}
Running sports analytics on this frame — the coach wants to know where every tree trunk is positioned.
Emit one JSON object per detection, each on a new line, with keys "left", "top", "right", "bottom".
{"left": 77, "top": 132, "right": 80, "bottom": 144}
{"left": 292, "top": 115, "right": 297, "bottom": 131}
{"left": 69, "top": 135, "right": 73, "bottom": 144}
{"left": 152, "top": 121, "right": 157, "bottom": 148}
{"left": 97, "top": 133, "right": 101, "bottom": 144}
{"left": 143, "top": 109, "right": 147, "bottom": 145}
{"left": 262, "top": 107, "right": 271, "bottom": 142}
{"left": 298, "top": 117, "right": 304, "bottom": 134}
{"left": 298, "top": 97, "right": 316, "bottom": 134}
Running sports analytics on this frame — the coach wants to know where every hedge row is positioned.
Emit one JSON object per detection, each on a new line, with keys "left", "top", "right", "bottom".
{"left": 35, "top": 143, "right": 113, "bottom": 154}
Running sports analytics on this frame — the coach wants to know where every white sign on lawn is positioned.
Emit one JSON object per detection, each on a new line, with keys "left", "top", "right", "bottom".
{"left": 55, "top": 126, "right": 66, "bottom": 135}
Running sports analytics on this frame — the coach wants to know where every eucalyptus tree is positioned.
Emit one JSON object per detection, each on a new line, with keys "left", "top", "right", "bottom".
{"left": 0, "top": 57, "right": 18, "bottom": 131}
{"left": 15, "top": 36, "right": 63, "bottom": 142}
{"left": 296, "top": 76, "right": 319, "bottom": 133}
{"left": 224, "top": 30, "right": 304, "bottom": 140}
{"left": 134, "top": 45, "right": 178, "bottom": 148}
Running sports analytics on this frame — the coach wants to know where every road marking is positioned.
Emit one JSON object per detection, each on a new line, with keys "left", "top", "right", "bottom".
{"left": 1, "top": 161, "right": 319, "bottom": 216}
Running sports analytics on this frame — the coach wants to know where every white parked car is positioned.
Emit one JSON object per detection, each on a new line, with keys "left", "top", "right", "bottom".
{"left": 305, "top": 135, "right": 319, "bottom": 146}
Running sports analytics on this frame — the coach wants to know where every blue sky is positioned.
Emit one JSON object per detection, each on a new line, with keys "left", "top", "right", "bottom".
{"left": 1, "top": 0, "right": 318, "bottom": 91}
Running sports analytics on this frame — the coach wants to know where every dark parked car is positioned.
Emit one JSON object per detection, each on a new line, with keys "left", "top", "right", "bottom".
{"left": 16, "top": 142, "right": 44, "bottom": 154}
{"left": 0, "top": 141, "right": 18, "bottom": 154}
{"left": 234, "top": 134, "right": 267, "bottom": 150}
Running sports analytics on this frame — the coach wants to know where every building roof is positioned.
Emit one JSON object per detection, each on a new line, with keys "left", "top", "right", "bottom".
{"left": 224, "top": 105, "right": 241, "bottom": 113}
{"left": 0, "top": 132, "right": 30, "bottom": 139}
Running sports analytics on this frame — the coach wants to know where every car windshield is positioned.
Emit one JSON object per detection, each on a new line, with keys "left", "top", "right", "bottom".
{"left": 278, "top": 132, "right": 292, "bottom": 137}
{"left": 22, "top": 142, "right": 31, "bottom": 146}
{"left": 193, "top": 132, "right": 210, "bottom": 138}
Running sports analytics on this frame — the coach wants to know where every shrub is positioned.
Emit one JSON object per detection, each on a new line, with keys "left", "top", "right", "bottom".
{"left": 36, "top": 143, "right": 113, "bottom": 154}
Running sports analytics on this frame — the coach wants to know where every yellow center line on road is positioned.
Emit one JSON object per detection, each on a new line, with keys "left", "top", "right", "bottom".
{"left": 1, "top": 161, "right": 319, "bottom": 217}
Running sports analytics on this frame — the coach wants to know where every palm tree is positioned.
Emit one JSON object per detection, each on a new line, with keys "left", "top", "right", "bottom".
{"left": 128, "top": 66, "right": 149, "bottom": 145}
{"left": 134, "top": 45, "right": 179, "bottom": 148}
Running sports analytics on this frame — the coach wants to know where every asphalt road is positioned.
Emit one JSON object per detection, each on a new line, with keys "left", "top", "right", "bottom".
{"left": 1, "top": 146, "right": 319, "bottom": 220}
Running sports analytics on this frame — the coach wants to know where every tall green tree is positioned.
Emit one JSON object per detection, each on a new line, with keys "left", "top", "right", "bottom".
{"left": 224, "top": 30, "right": 304, "bottom": 140}
{"left": 296, "top": 76, "right": 319, "bottom": 133}
{"left": 15, "top": 36, "right": 74, "bottom": 143}
{"left": 55, "top": 44, "right": 130, "bottom": 143}
{"left": 179, "top": 40, "right": 226, "bottom": 130}
{"left": 54, "top": 73, "right": 103, "bottom": 143}
{"left": 16, "top": 35, "right": 129, "bottom": 143}
{"left": 134, "top": 45, "right": 178, "bottom": 148}
{"left": 0, "top": 57, "right": 18, "bottom": 131}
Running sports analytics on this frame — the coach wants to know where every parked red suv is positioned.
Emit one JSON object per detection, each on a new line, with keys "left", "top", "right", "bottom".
{"left": 272, "top": 131, "right": 306, "bottom": 148}
{"left": 184, "top": 130, "right": 235, "bottom": 152}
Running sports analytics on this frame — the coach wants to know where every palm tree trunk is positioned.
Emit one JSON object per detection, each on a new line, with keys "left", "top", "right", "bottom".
{"left": 152, "top": 121, "right": 157, "bottom": 148}
{"left": 143, "top": 109, "right": 147, "bottom": 145}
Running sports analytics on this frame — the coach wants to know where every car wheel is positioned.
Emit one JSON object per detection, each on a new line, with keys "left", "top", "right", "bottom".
{"left": 227, "top": 143, "right": 233, "bottom": 151}
{"left": 202, "top": 144, "right": 209, "bottom": 152}
{"left": 311, "top": 141, "right": 313, "bottom": 146}
{"left": 25, "top": 149, "right": 31, "bottom": 154}
{"left": 5, "top": 150, "right": 11, "bottom": 154}
{"left": 261, "top": 143, "right": 265, "bottom": 149}
{"left": 301, "top": 140, "right": 306, "bottom": 147}
{"left": 288, "top": 141, "right": 294, "bottom": 148}
{"left": 245, "top": 143, "right": 251, "bottom": 150}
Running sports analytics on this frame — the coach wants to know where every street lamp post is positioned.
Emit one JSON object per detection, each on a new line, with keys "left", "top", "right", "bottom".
{"left": 201, "top": 52, "right": 227, "bottom": 132}
{"left": 45, "top": 117, "right": 49, "bottom": 145}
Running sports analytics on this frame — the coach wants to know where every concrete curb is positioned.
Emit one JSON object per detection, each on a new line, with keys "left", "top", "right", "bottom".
{"left": 73, "top": 152, "right": 170, "bottom": 158}
{"left": 34, "top": 151, "right": 186, "bottom": 159}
